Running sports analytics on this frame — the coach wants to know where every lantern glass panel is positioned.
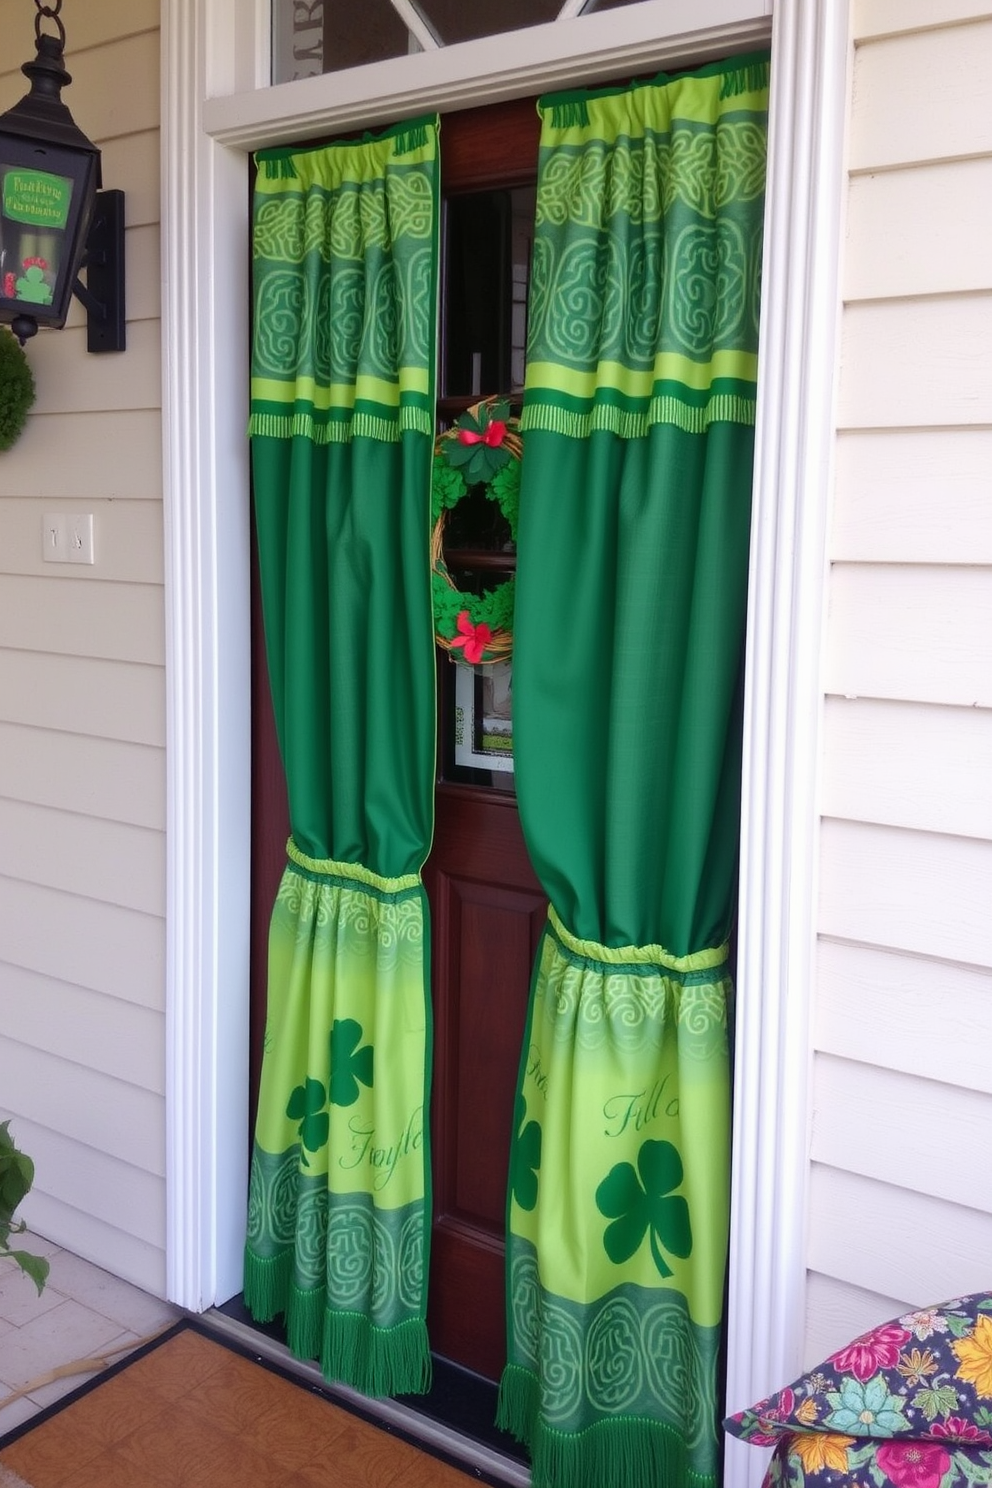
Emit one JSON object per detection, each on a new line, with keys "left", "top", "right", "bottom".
{"left": 0, "top": 164, "right": 74, "bottom": 309}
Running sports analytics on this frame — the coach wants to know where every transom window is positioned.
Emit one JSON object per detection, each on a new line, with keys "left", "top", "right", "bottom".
{"left": 273, "top": 0, "right": 650, "bottom": 83}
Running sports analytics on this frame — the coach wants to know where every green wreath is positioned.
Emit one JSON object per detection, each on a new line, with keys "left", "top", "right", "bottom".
{"left": 0, "top": 327, "right": 36, "bottom": 453}
{"left": 431, "top": 397, "right": 521, "bottom": 666}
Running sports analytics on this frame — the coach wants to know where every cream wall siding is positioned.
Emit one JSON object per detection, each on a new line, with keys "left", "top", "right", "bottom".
{"left": 808, "top": 0, "right": 992, "bottom": 1362}
{"left": 0, "top": 0, "right": 166, "bottom": 1292}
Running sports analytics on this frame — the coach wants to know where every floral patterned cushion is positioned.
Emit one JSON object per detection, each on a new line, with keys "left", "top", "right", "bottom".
{"left": 724, "top": 1293, "right": 992, "bottom": 1449}
{"left": 764, "top": 1436, "right": 992, "bottom": 1487}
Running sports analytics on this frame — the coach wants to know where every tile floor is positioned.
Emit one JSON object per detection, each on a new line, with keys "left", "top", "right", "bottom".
{"left": 0, "top": 1232, "right": 181, "bottom": 1438}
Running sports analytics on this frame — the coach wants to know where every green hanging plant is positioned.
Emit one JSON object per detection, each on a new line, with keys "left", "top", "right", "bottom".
{"left": 0, "top": 1120, "right": 49, "bottom": 1293}
{"left": 0, "top": 326, "right": 36, "bottom": 453}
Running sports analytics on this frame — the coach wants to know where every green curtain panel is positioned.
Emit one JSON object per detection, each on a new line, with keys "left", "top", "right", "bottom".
{"left": 498, "top": 57, "right": 769, "bottom": 1488}
{"left": 244, "top": 120, "right": 439, "bottom": 1398}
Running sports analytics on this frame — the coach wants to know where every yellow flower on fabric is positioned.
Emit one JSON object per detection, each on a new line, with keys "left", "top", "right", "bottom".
{"left": 790, "top": 1433, "right": 855, "bottom": 1474}
{"left": 953, "top": 1314, "right": 992, "bottom": 1397}
{"left": 897, "top": 1347, "right": 938, "bottom": 1386}
{"left": 795, "top": 1397, "right": 819, "bottom": 1426}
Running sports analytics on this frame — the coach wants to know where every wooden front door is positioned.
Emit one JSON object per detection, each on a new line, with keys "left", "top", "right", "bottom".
{"left": 249, "top": 98, "right": 544, "bottom": 1386}
{"left": 423, "top": 100, "right": 544, "bottom": 1381}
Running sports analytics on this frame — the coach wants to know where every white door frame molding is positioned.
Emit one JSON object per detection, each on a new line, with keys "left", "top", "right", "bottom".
{"left": 161, "top": 6, "right": 848, "bottom": 1473}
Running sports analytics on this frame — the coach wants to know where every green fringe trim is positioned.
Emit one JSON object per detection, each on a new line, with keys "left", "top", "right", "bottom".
{"left": 322, "top": 1313, "right": 432, "bottom": 1399}
{"left": 243, "top": 1245, "right": 293, "bottom": 1321}
{"left": 244, "top": 1246, "right": 431, "bottom": 1399}
{"left": 263, "top": 156, "right": 299, "bottom": 179}
{"left": 248, "top": 405, "right": 434, "bottom": 445}
{"left": 520, "top": 392, "right": 756, "bottom": 441}
{"left": 286, "top": 1280, "right": 325, "bottom": 1361}
{"left": 720, "top": 58, "right": 771, "bottom": 99}
{"left": 497, "top": 1364, "right": 716, "bottom": 1488}
{"left": 391, "top": 121, "right": 430, "bottom": 155}
{"left": 547, "top": 98, "right": 591, "bottom": 130}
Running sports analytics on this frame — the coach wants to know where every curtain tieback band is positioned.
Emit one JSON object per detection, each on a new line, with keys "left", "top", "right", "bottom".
{"left": 285, "top": 838, "right": 421, "bottom": 896}
{"left": 547, "top": 904, "right": 729, "bottom": 975}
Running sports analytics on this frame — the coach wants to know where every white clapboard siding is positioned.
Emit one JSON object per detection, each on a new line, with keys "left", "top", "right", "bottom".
{"left": 0, "top": 964, "right": 164, "bottom": 1094}
{"left": 816, "top": 940, "right": 992, "bottom": 1094}
{"left": 808, "top": 1165, "right": 992, "bottom": 1305}
{"left": 854, "top": 2, "right": 992, "bottom": 42}
{"left": 28, "top": 319, "right": 162, "bottom": 418}
{"left": 0, "top": 412, "right": 164, "bottom": 501}
{"left": 849, "top": 19, "right": 992, "bottom": 171}
{"left": 0, "top": 5, "right": 166, "bottom": 1283}
{"left": 0, "top": 0, "right": 158, "bottom": 54}
{"left": 66, "top": 224, "right": 162, "bottom": 331}
{"left": 832, "top": 429, "right": 992, "bottom": 564}
{"left": 17, "top": 1189, "right": 166, "bottom": 1297}
{"left": 838, "top": 294, "right": 992, "bottom": 429}
{"left": 99, "top": 131, "right": 161, "bottom": 230}
{"left": 845, "top": 158, "right": 992, "bottom": 301}
{"left": 0, "top": 651, "right": 165, "bottom": 747}
{"left": 813, "top": 1053, "right": 992, "bottom": 1210}
{"left": 0, "top": 577, "right": 164, "bottom": 666}
{"left": 804, "top": 1272, "right": 914, "bottom": 1369}
{"left": 819, "top": 819, "right": 992, "bottom": 965}
{"left": 0, "top": 799, "right": 164, "bottom": 917}
{"left": 0, "top": 723, "right": 165, "bottom": 830}
{"left": 0, "top": 32, "right": 160, "bottom": 138}
{"left": 0, "top": 500, "right": 163, "bottom": 585}
{"left": 0, "top": 1116, "right": 166, "bottom": 1252}
{"left": 821, "top": 697, "right": 992, "bottom": 838}
{"left": 0, "top": 1044, "right": 165, "bottom": 1176}
{"left": 0, "top": 879, "right": 164, "bottom": 1009}
{"left": 824, "top": 563, "right": 992, "bottom": 708}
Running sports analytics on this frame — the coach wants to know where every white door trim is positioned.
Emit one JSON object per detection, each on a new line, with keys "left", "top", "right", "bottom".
{"left": 161, "top": 5, "right": 848, "bottom": 1470}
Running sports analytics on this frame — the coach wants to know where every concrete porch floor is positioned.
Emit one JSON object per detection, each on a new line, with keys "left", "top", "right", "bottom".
{"left": 0, "top": 1233, "right": 181, "bottom": 1437}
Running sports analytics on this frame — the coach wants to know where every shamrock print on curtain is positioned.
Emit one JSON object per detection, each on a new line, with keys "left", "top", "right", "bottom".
{"left": 498, "top": 56, "right": 769, "bottom": 1488}
{"left": 244, "top": 119, "right": 439, "bottom": 1399}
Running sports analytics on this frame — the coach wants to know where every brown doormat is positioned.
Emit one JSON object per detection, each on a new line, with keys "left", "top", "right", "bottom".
{"left": 0, "top": 1322, "right": 488, "bottom": 1488}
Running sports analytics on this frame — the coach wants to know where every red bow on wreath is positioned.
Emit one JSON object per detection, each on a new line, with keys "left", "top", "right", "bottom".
{"left": 457, "top": 419, "right": 507, "bottom": 449}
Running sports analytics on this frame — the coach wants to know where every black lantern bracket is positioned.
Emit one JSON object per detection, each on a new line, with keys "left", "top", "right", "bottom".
{"left": 73, "top": 189, "right": 126, "bottom": 354}
{"left": 0, "top": 1, "right": 126, "bottom": 353}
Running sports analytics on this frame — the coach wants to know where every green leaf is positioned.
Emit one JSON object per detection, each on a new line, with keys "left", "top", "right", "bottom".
{"left": 946, "top": 1313, "right": 972, "bottom": 1337}
{"left": 911, "top": 1384, "right": 959, "bottom": 1421}
{"left": 5, "top": 1249, "right": 49, "bottom": 1295}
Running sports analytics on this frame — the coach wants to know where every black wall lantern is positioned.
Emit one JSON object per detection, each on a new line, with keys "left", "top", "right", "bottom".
{"left": 0, "top": 0, "right": 125, "bottom": 352}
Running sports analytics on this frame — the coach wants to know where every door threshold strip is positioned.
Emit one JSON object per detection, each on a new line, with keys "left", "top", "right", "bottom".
{"left": 200, "top": 1307, "right": 530, "bottom": 1488}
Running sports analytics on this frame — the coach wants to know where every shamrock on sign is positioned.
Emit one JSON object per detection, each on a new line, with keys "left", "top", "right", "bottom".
{"left": 595, "top": 1138, "right": 692, "bottom": 1280}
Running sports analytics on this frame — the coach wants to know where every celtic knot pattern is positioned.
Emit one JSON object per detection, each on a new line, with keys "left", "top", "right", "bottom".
{"left": 326, "top": 1200, "right": 374, "bottom": 1309}
{"left": 397, "top": 1210, "right": 424, "bottom": 1311}
{"left": 666, "top": 222, "right": 721, "bottom": 356}
{"left": 320, "top": 1195, "right": 424, "bottom": 1330}
{"left": 586, "top": 1295, "right": 644, "bottom": 1410}
{"left": 509, "top": 1246, "right": 542, "bottom": 1369}
{"left": 254, "top": 270, "right": 306, "bottom": 379}
{"left": 525, "top": 105, "right": 766, "bottom": 387}
{"left": 251, "top": 140, "right": 436, "bottom": 417}
{"left": 506, "top": 1243, "right": 722, "bottom": 1460}
{"left": 294, "top": 1184, "right": 328, "bottom": 1288}
{"left": 539, "top": 1301, "right": 586, "bottom": 1424}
